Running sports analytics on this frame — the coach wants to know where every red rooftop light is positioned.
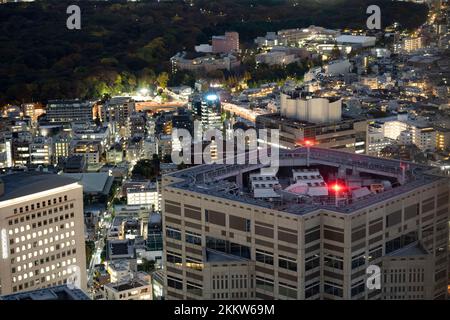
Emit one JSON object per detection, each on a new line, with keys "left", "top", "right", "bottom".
{"left": 330, "top": 182, "right": 345, "bottom": 193}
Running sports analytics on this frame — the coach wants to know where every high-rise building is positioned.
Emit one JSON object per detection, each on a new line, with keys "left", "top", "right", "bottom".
{"left": 0, "top": 172, "right": 87, "bottom": 295}
{"left": 162, "top": 148, "right": 449, "bottom": 300}
{"left": 192, "top": 93, "right": 222, "bottom": 131}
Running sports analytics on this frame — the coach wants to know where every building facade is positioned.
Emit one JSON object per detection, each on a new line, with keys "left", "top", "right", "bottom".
{"left": 46, "top": 100, "right": 93, "bottom": 124}
{"left": 161, "top": 148, "right": 449, "bottom": 300}
{"left": 0, "top": 172, "right": 87, "bottom": 295}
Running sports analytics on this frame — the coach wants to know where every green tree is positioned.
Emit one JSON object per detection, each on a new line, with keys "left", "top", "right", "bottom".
{"left": 156, "top": 72, "right": 170, "bottom": 89}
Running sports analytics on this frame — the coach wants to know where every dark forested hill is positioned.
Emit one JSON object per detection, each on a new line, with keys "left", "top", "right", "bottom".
{"left": 0, "top": 0, "right": 428, "bottom": 105}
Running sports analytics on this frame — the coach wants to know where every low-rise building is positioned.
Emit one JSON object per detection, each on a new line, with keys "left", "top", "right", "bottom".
{"left": 0, "top": 285, "right": 90, "bottom": 300}
{"left": 103, "top": 276, "right": 152, "bottom": 300}
{"left": 171, "top": 52, "right": 241, "bottom": 74}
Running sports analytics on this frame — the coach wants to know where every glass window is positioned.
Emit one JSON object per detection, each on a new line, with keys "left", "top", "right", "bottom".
{"left": 305, "top": 255, "right": 320, "bottom": 271}
{"left": 167, "top": 276, "right": 183, "bottom": 290}
{"left": 166, "top": 227, "right": 181, "bottom": 241}
{"left": 256, "top": 276, "right": 274, "bottom": 292}
{"left": 185, "top": 231, "right": 202, "bottom": 245}
{"left": 255, "top": 250, "right": 274, "bottom": 265}
{"left": 278, "top": 255, "right": 297, "bottom": 272}
{"left": 279, "top": 282, "right": 297, "bottom": 299}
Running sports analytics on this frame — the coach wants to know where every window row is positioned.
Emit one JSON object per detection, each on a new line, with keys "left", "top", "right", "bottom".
{"left": 12, "top": 195, "right": 69, "bottom": 215}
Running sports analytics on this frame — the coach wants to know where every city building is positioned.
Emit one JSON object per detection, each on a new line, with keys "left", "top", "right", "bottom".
{"left": 172, "top": 109, "right": 194, "bottom": 135}
{"left": 212, "top": 32, "right": 240, "bottom": 54}
{"left": 145, "top": 213, "right": 163, "bottom": 261}
{"left": 101, "top": 97, "right": 135, "bottom": 138}
{"left": 256, "top": 88, "right": 367, "bottom": 153}
{"left": 323, "top": 59, "right": 352, "bottom": 76}
{"left": 0, "top": 172, "right": 87, "bottom": 295}
{"left": 402, "top": 37, "right": 425, "bottom": 52}
{"left": 336, "top": 35, "right": 377, "bottom": 48}
{"left": 71, "top": 141, "right": 101, "bottom": 165}
{"left": 11, "top": 138, "right": 30, "bottom": 166}
{"left": 29, "top": 136, "right": 52, "bottom": 166}
{"left": 162, "top": 148, "right": 449, "bottom": 300}
{"left": 367, "top": 122, "right": 393, "bottom": 157}
{"left": 62, "top": 155, "right": 87, "bottom": 173}
{"left": 60, "top": 172, "right": 114, "bottom": 204}
{"left": 45, "top": 100, "right": 93, "bottom": 124}
{"left": 72, "top": 124, "right": 110, "bottom": 150}
{"left": 256, "top": 51, "right": 299, "bottom": 66}
{"left": 106, "top": 144, "right": 124, "bottom": 165}
{"left": 0, "top": 138, "right": 13, "bottom": 168}
{"left": 171, "top": 52, "right": 241, "bottom": 74}
{"left": 382, "top": 114, "right": 437, "bottom": 152}
{"left": 192, "top": 93, "right": 222, "bottom": 131}
{"left": 106, "top": 239, "right": 136, "bottom": 261}
{"left": 53, "top": 135, "right": 71, "bottom": 164}
{"left": 106, "top": 260, "right": 134, "bottom": 283}
{"left": 143, "top": 137, "right": 158, "bottom": 159}
{"left": 124, "top": 181, "right": 160, "bottom": 211}
{"left": 276, "top": 26, "right": 340, "bottom": 47}
{"left": 0, "top": 284, "right": 90, "bottom": 300}
{"left": 129, "top": 112, "right": 147, "bottom": 139}
{"left": 103, "top": 275, "right": 152, "bottom": 300}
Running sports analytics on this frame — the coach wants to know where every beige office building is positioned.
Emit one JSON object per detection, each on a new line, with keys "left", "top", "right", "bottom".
{"left": 162, "top": 148, "right": 449, "bottom": 300}
{"left": 0, "top": 172, "right": 87, "bottom": 296}
{"left": 256, "top": 90, "right": 367, "bottom": 153}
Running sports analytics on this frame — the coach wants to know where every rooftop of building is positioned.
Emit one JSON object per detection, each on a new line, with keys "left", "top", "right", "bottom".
{"left": 388, "top": 242, "right": 429, "bottom": 257}
{"left": 106, "top": 96, "right": 133, "bottom": 105}
{"left": 105, "top": 278, "right": 149, "bottom": 292}
{"left": 106, "top": 239, "right": 136, "bottom": 260}
{"left": 336, "top": 35, "right": 376, "bottom": 43}
{"left": 47, "top": 99, "right": 91, "bottom": 105}
{"left": 60, "top": 172, "right": 114, "bottom": 195}
{"left": 108, "top": 259, "right": 132, "bottom": 272}
{"left": 281, "top": 88, "right": 342, "bottom": 103}
{"left": 256, "top": 112, "right": 363, "bottom": 128}
{"left": 0, "top": 285, "right": 90, "bottom": 300}
{"left": 165, "top": 148, "right": 445, "bottom": 215}
{"left": 0, "top": 172, "right": 79, "bottom": 202}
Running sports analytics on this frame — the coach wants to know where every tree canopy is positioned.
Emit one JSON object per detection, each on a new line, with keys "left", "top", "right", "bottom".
{"left": 0, "top": 0, "right": 428, "bottom": 105}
